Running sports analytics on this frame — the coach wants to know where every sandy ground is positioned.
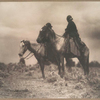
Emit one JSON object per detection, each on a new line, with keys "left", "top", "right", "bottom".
{"left": 0, "top": 63, "right": 100, "bottom": 98}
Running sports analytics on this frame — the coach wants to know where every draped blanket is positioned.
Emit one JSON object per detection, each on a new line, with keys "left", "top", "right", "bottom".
{"left": 65, "top": 38, "right": 80, "bottom": 56}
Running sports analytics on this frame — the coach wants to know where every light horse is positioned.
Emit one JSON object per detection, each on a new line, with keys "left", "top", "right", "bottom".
{"left": 36, "top": 26, "right": 89, "bottom": 76}
{"left": 18, "top": 40, "right": 63, "bottom": 79}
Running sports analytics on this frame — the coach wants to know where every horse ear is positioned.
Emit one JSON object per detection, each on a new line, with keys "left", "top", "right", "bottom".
{"left": 21, "top": 40, "right": 25, "bottom": 43}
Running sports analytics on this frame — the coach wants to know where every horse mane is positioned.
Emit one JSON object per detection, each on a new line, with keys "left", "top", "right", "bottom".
{"left": 48, "top": 28, "right": 56, "bottom": 40}
{"left": 48, "top": 29, "right": 65, "bottom": 45}
{"left": 30, "top": 43, "right": 41, "bottom": 51}
{"left": 27, "top": 42, "right": 45, "bottom": 57}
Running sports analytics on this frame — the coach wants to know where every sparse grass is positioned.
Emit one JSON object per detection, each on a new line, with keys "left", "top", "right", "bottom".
{"left": 0, "top": 62, "right": 100, "bottom": 98}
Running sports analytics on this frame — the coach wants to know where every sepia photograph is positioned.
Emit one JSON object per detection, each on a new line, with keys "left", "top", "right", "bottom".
{"left": 0, "top": 1, "right": 100, "bottom": 98}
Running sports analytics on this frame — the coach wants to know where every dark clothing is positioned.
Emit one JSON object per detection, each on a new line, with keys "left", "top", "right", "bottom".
{"left": 63, "top": 20, "right": 85, "bottom": 52}
{"left": 49, "top": 28, "right": 56, "bottom": 41}
{"left": 63, "top": 20, "right": 79, "bottom": 38}
{"left": 66, "top": 21, "right": 77, "bottom": 33}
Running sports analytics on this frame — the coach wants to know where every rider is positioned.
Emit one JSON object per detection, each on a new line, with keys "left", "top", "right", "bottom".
{"left": 41, "top": 23, "right": 57, "bottom": 62}
{"left": 46, "top": 23, "right": 52, "bottom": 29}
{"left": 63, "top": 15, "right": 85, "bottom": 51}
{"left": 45, "top": 23, "right": 56, "bottom": 41}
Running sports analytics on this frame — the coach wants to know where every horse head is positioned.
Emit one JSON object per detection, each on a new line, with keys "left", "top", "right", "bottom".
{"left": 18, "top": 40, "right": 30, "bottom": 57}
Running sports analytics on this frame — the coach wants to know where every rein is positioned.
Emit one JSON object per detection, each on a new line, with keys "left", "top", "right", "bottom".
{"left": 23, "top": 43, "right": 43, "bottom": 60}
{"left": 48, "top": 28, "right": 63, "bottom": 38}
{"left": 55, "top": 33, "right": 63, "bottom": 37}
{"left": 23, "top": 52, "right": 32, "bottom": 60}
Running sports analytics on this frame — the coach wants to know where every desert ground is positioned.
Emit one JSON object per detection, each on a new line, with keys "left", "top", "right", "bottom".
{"left": 0, "top": 62, "right": 100, "bottom": 98}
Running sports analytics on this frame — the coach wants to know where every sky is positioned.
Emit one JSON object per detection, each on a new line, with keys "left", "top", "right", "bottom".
{"left": 0, "top": 1, "right": 100, "bottom": 65}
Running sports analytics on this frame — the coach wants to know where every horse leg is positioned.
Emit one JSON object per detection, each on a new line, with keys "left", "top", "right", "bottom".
{"left": 55, "top": 57, "right": 62, "bottom": 77}
{"left": 86, "top": 54, "right": 89, "bottom": 74}
{"left": 40, "top": 62, "right": 45, "bottom": 79}
{"left": 57, "top": 61, "right": 61, "bottom": 76}
{"left": 78, "top": 57, "right": 85, "bottom": 74}
{"left": 65, "top": 58, "right": 72, "bottom": 72}
{"left": 60, "top": 55, "right": 65, "bottom": 77}
{"left": 57, "top": 59, "right": 64, "bottom": 78}
{"left": 39, "top": 59, "right": 45, "bottom": 79}
{"left": 78, "top": 55, "right": 89, "bottom": 75}
{"left": 80, "top": 47, "right": 89, "bottom": 75}
{"left": 84, "top": 54, "right": 89, "bottom": 75}
{"left": 85, "top": 47, "right": 89, "bottom": 75}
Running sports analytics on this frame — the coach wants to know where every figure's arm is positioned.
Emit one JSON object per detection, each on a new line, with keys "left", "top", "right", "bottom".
{"left": 62, "top": 26, "right": 69, "bottom": 38}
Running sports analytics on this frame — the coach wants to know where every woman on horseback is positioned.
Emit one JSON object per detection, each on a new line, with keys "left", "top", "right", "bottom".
{"left": 63, "top": 15, "right": 85, "bottom": 51}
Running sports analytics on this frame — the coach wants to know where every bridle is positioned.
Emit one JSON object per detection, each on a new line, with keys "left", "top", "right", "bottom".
{"left": 23, "top": 43, "right": 42, "bottom": 60}
{"left": 23, "top": 52, "right": 33, "bottom": 60}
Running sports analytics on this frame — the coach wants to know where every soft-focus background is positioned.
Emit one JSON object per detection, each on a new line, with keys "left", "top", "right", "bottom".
{"left": 0, "top": 2, "right": 100, "bottom": 65}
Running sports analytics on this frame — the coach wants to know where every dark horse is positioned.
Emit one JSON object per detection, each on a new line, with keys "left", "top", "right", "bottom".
{"left": 18, "top": 40, "right": 63, "bottom": 78}
{"left": 36, "top": 26, "right": 89, "bottom": 77}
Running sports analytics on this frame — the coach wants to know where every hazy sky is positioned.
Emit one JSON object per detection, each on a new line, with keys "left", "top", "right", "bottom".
{"left": 0, "top": 2, "right": 100, "bottom": 65}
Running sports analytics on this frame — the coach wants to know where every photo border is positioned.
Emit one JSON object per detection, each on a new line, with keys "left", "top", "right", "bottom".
{"left": 0, "top": 0, "right": 99, "bottom": 100}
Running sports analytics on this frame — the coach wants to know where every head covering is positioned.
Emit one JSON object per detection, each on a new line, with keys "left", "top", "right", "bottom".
{"left": 46, "top": 23, "right": 52, "bottom": 28}
{"left": 67, "top": 15, "right": 73, "bottom": 22}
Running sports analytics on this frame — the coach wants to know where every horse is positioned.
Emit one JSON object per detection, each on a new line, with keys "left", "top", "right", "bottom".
{"left": 18, "top": 40, "right": 63, "bottom": 79}
{"left": 36, "top": 26, "right": 89, "bottom": 76}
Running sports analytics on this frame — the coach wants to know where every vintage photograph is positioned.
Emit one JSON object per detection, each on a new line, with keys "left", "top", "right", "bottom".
{"left": 0, "top": 1, "right": 100, "bottom": 98}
